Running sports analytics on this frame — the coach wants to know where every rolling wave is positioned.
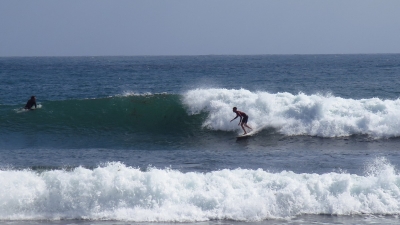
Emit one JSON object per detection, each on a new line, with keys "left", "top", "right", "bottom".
{"left": 2, "top": 94, "right": 204, "bottom": 135}
{"left": 2, "top": 88, "right": 400, "bottom": 141}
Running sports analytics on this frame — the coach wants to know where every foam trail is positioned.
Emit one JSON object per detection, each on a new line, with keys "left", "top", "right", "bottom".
{"left": 1, "top": 158, "right": 400, "bottom": 221}
{"left": 183, "top": 88, "right": 400, "bottom": 138}
{"left": 14, "top": 104, "right": 42, "bottom": 113}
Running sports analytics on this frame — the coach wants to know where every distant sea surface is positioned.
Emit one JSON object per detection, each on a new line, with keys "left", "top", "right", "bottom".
{"left": 1, "top": 55, "right": 400, "bottom": 224}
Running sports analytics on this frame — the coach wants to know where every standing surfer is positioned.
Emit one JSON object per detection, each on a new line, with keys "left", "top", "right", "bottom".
{"left": 230, "top": 107, "right": 252, "bottom": 135}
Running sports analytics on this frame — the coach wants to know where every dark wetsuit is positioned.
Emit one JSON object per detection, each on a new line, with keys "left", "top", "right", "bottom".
{"left": 24, "top": 99, "right": 37, "bottom": 109}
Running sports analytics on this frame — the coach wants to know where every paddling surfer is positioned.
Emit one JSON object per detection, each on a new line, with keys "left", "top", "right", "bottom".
{"left": 24, "top": 96, "right": 37, "bottom": 110}
{"left": 230, "top": 107, "right": 252, "bottom": 135}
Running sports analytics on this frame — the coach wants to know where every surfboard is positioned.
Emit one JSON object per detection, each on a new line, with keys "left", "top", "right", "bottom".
{"left": 236, "top": 130, "right": 255, "bottom": 139}
{"left": 16, "top": 108, "right": 32, "bottom": 113}
{"left": 15, "top": 104, "right": 42, "bottom": 113}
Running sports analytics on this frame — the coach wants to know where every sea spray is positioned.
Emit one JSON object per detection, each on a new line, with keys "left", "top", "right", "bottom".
{"left": 1, "top": 158, "right": 400, "bottom": 221}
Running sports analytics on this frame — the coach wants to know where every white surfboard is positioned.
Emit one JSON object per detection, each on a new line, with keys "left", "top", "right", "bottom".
{"left": 15, "top": 104, "right": 42, "bottom": 113}
{"left": 236, "top": 126, "right": 263, "bottom": 139}
{"left": 236, "top": 130, "right": 256, "bottom": 139}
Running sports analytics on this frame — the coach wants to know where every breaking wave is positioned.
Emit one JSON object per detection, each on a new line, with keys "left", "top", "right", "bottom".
{"left": 0, "top": 157, "right": 399, "bottom": 221}
{"left": 183, "top": 88, "right": 400, "bottom": 138}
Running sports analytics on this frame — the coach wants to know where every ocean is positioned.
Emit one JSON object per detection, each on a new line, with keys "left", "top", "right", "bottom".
{"left": 1, "top": 55, "right": 400, "bottom": 224}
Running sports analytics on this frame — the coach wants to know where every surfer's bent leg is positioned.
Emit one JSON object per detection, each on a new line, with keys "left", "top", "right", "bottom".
{"left": 242, "top": 116, "right": 252, "bottom": 130}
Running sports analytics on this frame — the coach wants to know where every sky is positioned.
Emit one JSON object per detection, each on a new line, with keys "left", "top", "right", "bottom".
{"left": 1, "top": 0, "right": 400, "bottom": 56}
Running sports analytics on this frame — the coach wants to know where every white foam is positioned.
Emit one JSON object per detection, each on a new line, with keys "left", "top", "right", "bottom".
{"left": 14, "top": 104, "right": 43, "bottom": 113}
{"left": 183, "top": 88, "right": 400, "bottom": 138}
{"left": 121, "top": 91, "right": 154, "bottom": 97}
{"left": 1, "top": 159, "right": 400, "bottom": 221}
{"left": 120, "top": 91, "right": 169, "bottom": 97}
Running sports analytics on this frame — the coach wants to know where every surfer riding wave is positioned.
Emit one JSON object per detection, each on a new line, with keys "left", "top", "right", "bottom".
{"left": 230, "top": 107, "right": 252, "bottom": 135}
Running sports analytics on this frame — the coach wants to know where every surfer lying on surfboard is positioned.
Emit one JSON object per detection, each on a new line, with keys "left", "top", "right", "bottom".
{"left": 230, "top": 107, "right": 252, "bottom": 135}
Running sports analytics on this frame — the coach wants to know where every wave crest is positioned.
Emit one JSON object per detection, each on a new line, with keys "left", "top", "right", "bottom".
{"left": 183, "top": 88, "right": 400, "bottom": 138}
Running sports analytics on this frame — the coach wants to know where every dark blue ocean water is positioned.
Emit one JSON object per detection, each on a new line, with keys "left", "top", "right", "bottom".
{"left": 2, "top": 55, "right": 400, "bottom": 105}
{"left": 1, "top": 55, "right": 400, "bottom": 224}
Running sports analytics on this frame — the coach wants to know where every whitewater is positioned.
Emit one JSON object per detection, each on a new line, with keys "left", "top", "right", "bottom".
{"left": 184, "top": 88, "right": 400, "bottom": 138}
{"left": 1, "top": 158, "right": 399, "bottom": 221}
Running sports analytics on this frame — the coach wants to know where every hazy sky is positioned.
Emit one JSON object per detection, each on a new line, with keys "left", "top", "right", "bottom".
{"left": 1, "top": 0, "right": 400, "bottom": 56}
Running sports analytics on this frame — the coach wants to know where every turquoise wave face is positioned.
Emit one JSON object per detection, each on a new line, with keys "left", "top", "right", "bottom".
{"left": 2, "top": 94, "right": 202, "bottom": 133}
{"left": 0, "top": 94, "right": 220, "bottom": 149}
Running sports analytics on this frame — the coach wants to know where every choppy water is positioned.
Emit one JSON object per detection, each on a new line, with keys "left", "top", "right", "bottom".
{"left": 1, "top": 55, "right": 400, "bottom": 224}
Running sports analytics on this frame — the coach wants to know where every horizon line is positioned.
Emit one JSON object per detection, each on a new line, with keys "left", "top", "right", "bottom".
{"left": 1, "top": 53, "right": 400, "bottom": 58}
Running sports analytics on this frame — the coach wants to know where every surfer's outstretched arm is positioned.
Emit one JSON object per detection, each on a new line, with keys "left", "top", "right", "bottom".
{"left": 230, "top": 115, "right": 239, "bottom": 122}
